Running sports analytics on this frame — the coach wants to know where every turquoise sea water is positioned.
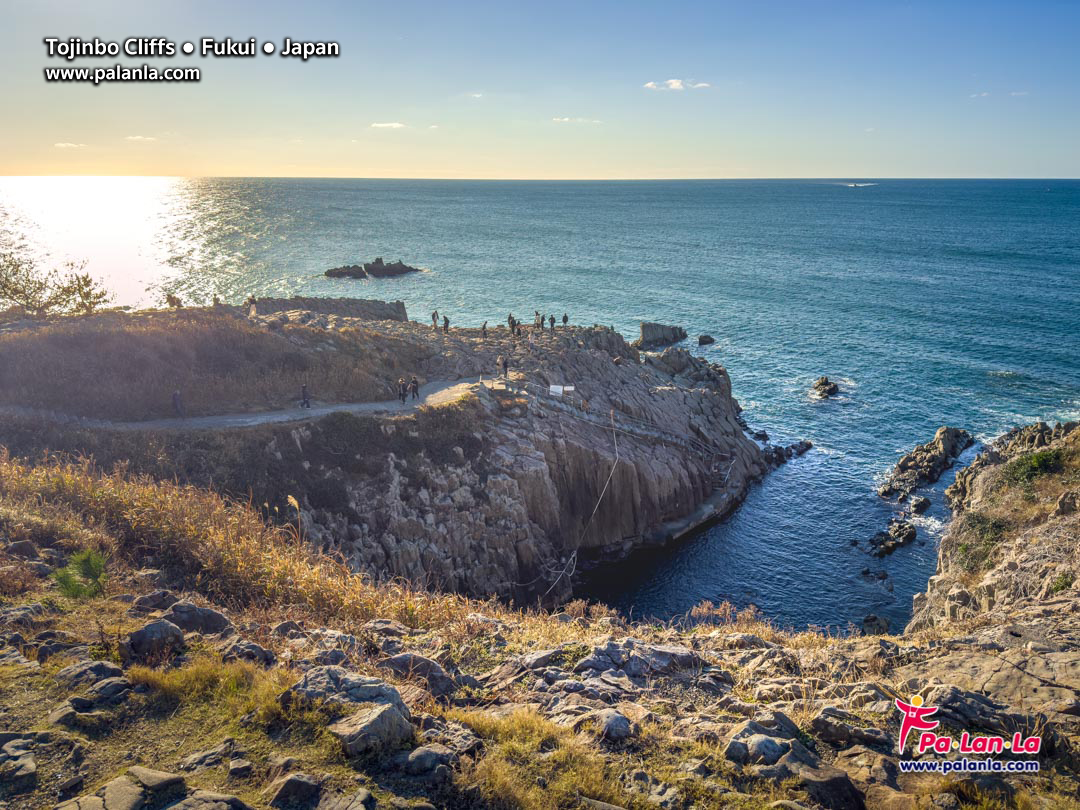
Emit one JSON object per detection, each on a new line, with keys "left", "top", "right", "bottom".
{"left": 1, "top": 177, "right": 1078, "bottom": 630}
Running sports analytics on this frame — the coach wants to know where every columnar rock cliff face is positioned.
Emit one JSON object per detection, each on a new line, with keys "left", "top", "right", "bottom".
{"left": 269, "top": 312, "right": 768, "bottom": 603}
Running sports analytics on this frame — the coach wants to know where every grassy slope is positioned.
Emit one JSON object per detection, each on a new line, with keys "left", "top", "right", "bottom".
{"left": 0, "top": 309, "right": 431, "bottom": 420}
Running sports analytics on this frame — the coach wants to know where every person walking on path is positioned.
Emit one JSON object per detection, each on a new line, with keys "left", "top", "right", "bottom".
{"left": 409, "top": 376, "right": 420, "bottom": 400}
{"left": 398, "top": 378, "right": 408, "bottom": 405}
{"left": 562, "top": 313, "right": 568, "bottom": 327}
{"left": 549, "top": 314, "right": 555, "bottom": 330}
{"left": 508, "top": 313, "right": 515, "bottom": 330}
{"left": 431, "top": 310, "right": 439, "bottom": 330}
{"left": 300, "top": 383, "right": 311, "bottom": 409}
{"left": 498, "top": 354, "right": 509, "bottom": 379}
{"left": 442, "top": 314, "right": 450, "bottom": 333}
{"left": 172, "top": 389, "right": 185, "bottom": 418}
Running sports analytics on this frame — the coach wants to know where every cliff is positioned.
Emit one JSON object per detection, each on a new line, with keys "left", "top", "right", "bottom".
{"left": 1, "top": 419, "right": 1078, "bottom": 810}
{"left": 0, "top": 301, "right": 769, "bottom": 604}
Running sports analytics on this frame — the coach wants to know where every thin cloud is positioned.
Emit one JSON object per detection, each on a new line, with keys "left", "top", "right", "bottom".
{"left": 468, "top": 92, "right": 483, "bottom": 98}
{"left": 1010, "top": 91, "right": 1029, "bottom": 96}
{"left": 125, "top": 135, "right": 156, "bottom": 142}
{"left": 370, "top": 122, "right": 407, "bottom": 129}
{"left": 428, "top": 124, "right": 440, "bottom": 129}
{"left": 552, "top": 117, "right": 602, "bottom": 124}
{"left": 54, "top": 142, "right": 87, "bottom": 149}
{"left": 864, "top": 127, "right": 876, "bottom": 133}
{"left": 643, "top": 78, "right": 709, "bottom": 91}
{"left": 969, "top": 91, "right": 990, "bottom": 98}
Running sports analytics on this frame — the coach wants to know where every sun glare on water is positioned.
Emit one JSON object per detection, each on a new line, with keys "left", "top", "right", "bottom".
{"left": 0, "top": 176, "right": 183, "bottom": 306}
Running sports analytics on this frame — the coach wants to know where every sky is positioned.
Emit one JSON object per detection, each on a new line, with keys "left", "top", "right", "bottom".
{"left": 2, "top": 0, "right": 1078, "bottom": 179}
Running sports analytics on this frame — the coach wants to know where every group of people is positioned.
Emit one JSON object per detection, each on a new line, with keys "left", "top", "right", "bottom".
{"left": 427, "top": 308, "right": 570, "bottom": 339}
{"left": 397, "top": 375, "right": 421, "bottom": 404}
{"left": 430, "top": 310, "right": 450, "bottom": 333}
{"left": 506, "top": 311, "right": 569, "bottom": 337}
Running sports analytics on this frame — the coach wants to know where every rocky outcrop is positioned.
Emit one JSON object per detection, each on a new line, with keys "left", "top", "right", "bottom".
{"left": 254, "top": 315, "right": 770, "bottom": 603}
{"left": 631, "top": 322, "right": 687, "bottom": 350}
{"left": 878, "top": 426, "right": 973, "bottom": 499}
{"left": 697, "top": 334, "right": 715, "bottom": 346}
{"left": 245, "top": 296, "right": 408, "bottom": 322}
{"left": 908, "top": 420, "right": 1078, "bottom": 632}
{"left": 325, "top": 258, "right": 423, "bottom": 279}
{"left": 812, "top": 376, "right": 839, "bottom": 398}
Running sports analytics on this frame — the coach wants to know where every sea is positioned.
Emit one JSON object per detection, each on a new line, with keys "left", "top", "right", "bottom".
{"left": 1, "top": 177, "right": 1078, "bottom": 631}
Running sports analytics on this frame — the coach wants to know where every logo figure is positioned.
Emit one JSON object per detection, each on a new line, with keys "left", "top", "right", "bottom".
{"left": 895, "top": 694, "right": 939, "bottom": 753}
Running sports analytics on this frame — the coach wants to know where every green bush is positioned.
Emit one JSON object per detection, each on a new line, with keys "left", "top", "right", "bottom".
{"left": 956, "top": 512, "right": 1010, "bottom": 574}
{"left": 1051, "top": 571, "right": 1074, "bottom": 594}
{"left": 1003, "top": 449, "right": 1064, "bottom": 487}
{"left": 53, "top": 549, "right": 108, "bottom": 599}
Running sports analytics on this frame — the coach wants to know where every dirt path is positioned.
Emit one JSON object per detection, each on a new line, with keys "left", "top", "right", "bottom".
{"left": 0, "top": 378, "right": 486, "bottom": 432}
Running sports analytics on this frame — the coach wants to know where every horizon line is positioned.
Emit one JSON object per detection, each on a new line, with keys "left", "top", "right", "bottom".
{"left": 3, "top": 174, "right": 1079, "bottom": 182}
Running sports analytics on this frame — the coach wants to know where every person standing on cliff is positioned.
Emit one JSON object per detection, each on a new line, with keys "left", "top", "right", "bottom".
{"left": 481, "top": 320, "right": 487, "bottom": 339}
{"left": 442, "top": 314, "right": 450, "bottom": 333}
{"left": 562, "top": 313, "right": 568, "bottom": 328}
{"left": 409, "top": 376, "right": 420, "bottom": 400}
{"left": 301, "top": 383, "right": 311, "bottom": 409}
{"left": 499, "top": 354, "right": 509, "bottom": 379}
{"left": 398, "top": 378, "right": 408, "bottom": 405}
{"left": 549, "top": 314, "right": 555, "bottom": 330}
{"left": 431, "top": 310, "right": 439, "bottom": 330}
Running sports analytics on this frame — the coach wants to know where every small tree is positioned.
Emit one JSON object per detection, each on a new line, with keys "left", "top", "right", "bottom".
{"left": 0, "top": 252, "right": 69, "bottom": 316}
{"left": 52, "top": 549, "right": 108, "bottom": 600}
{"left": 0, "top": 252, "right": 111, "bottom": 317}
{"left": 64, "top": 272, "right": 112, "bottom": 315}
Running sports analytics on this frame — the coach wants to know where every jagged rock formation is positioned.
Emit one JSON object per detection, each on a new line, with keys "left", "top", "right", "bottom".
{"left": 877, "top": 426, "right": 973, "bottom": 499}
{"left": 812, "top": 376, "right": 839, "bottom": 398}
{"left": 325, "top": 258, "right": 423, "bottom": 279}
{"left": 631, "top": 322, "right": 687, "bottom": 350}
{"left": 279, "top": 320, "right": 767, "bottom": 603}
{"left": 910, "top": 420, "right": 1078, "bottom": 631}
{"left": 246, "top": 296, "right": 408, "bottom": 322}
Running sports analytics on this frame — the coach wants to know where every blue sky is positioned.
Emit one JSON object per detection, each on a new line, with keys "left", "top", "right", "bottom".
{"left": 2, "top": 0, "right": 1078, "bottom": 177}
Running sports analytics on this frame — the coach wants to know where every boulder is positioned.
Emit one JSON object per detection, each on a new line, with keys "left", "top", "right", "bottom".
{"left": 317, "top": 790, "right": 377, "bottom": 810}
{"left": 376, "top": 652, "right": 456, "bottom": 698}
{"left": 327, "top": 703, "right": 413, "bottom": 757}
{"left": 632, "top": 322, "right": 687, "bottom": 350}
{"left": 697, "top": 334, "right": 715, "bottom": 346}
{"left": 219, "top": 637, "right": 276, "bottom": 667}
{"left": 282, "top": 666, "right": 410, "bottom": 717}
{"left": 404, "top": 743, "right": 454, "bottom": 774}
{"left": 5, "top": 540, "right": 39, "bottom": 559}
{"left": 909, "top": 495, "right": 931, "bottom": 514}
{"left": 121, "top": 619, "right": 184, "bottom": 662}
{"left": 55, "top": 659, "right": 123, "bottom": 688}
{"left": 595, "top": 708, "right": 634, "bottom": 741}
{"left": 161, "top": 602, "right": 233, "bottom": 635}
{"left": 131, "top": 589, "right": 179, "bottom": 614}
{"left": 264, "top": 772, "right": 321, "bottom": 808}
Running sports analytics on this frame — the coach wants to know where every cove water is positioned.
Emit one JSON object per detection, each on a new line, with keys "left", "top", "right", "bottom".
{"left": 2, "top": 177, "right": 1078, "bottom": 630}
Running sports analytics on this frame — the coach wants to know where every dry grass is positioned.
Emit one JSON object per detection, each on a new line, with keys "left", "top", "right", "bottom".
{"left": 448, "top": 708, "right": 648, "bottom": 810}
{"left": 0, "top": 309, "right": 431, "bottom": 420}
